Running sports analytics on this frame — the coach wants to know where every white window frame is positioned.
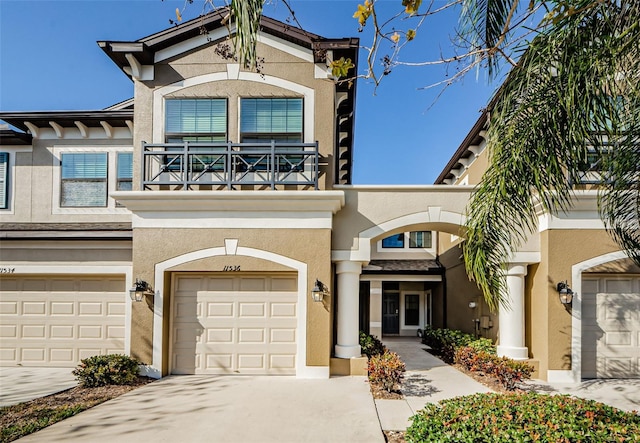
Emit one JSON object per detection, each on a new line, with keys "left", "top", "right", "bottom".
{"left": 51, "top": 146, "right": 132, "bottom": 214}
{"left": 400, "top": 290, "right": 427, "bottom": 332}
{"left": 376, "top": 231, "right": 438, "bottom": 256}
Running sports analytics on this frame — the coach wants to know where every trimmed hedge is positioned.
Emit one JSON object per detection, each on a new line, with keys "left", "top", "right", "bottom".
{"left": 407, "top": 392, "right": 640, "bottom": 442}
{"left": 367, "top": 350, "right": 406, "bottom": 392}
{"left": 455, "top": 346, "right": 533, "bottom": 390}
{"left": 421, "top": 326, "right": 495, "bottom": 363}
{"left": 72, "top": 354, "right": 140, "bottom": 387}
{"left": 359, "top": 331, "right": 386, "bottom": 358}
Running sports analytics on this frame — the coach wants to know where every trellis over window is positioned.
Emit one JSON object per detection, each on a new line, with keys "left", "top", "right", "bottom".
{"left": 60, "top": 153, "right": 108, "bottom": 207}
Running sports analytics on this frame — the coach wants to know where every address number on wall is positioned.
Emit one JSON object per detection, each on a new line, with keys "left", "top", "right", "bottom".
{"left": 223, "top": 266, "right": 241, "bottom": 272}
{"left": 0, "top": 267, "right": 16, "bottom": 274}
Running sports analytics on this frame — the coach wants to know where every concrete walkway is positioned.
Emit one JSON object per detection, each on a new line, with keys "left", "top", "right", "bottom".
{"left": 375, "top": 337, "right": 492, "bottom": 431}
{"left": 0, "top": 367, "right": 77, "bottom": 407}
{"left": 19, "top": 375, "right": 384, "bottom": 443}
{"left": 523, "top": 378, "right": 640, "bottom": 413}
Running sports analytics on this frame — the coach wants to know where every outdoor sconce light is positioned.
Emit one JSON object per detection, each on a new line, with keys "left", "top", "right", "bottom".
{"left": 129, "top": 279, "right": 153, "bottom": 302}
{"left": 556, "top": 281, "right": 574, "bottom": 305}
{"left": 311, "top": 279, "right": 329, "bottom": 302}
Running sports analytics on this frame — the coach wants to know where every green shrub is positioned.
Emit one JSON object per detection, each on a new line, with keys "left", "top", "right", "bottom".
{"left": 454, "top": 346, "right": 533, "bottom": 390}
{"left": 359, "top": 331, "right": 386, "bottom": 358}
{"left": 367, "top": 350, "right": 406, "bottom": 392}
{"left": 422, "top": 326, "right": 495, "bottom": 363}
{"left": 72, "top": 354, "right": 140, "bottom": 387}
{"left": 406, "top": 392, "right": 640, "bottom": 442}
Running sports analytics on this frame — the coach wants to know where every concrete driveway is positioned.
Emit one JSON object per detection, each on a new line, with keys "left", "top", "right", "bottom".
{"left": 0, "top": 367, "right": 77, "bottom": 407}
{"left": 18, "top": 375, "right": 384, "bottom": 443}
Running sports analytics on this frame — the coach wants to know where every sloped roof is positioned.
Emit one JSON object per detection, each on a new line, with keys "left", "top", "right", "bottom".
{"left": 98, "top": 8, "right": 359, "bottom": 78}
{"left": 362, "top": 260, "right": 444, "bottom": 275}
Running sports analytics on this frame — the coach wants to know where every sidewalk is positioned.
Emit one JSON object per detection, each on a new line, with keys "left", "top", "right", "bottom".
{"left": 375, "top": 337, "right": 492, "bottom": 431}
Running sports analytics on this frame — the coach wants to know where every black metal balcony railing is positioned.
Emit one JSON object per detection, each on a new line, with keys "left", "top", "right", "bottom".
{"left": 142, "top": 141, "right": 319, "bottom": 190}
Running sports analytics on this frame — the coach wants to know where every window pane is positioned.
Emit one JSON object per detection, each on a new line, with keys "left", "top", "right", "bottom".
{"left": 240, "top": 98, "right": 303, "bottom": 135}
{"left": 382, "top": 234, "right": 404, "bottom": 248}
{"left": 60, "top": 153, "right": 107, "bottom": 207}
{"left": 61, "top": 180, "right": 107, "bottom": 207}
{"left": 61, "top": 153, "right": 107, "bottom": 179}
{"left": 405, "top": 294, "right": 419, "bottom": 326}
{"left": 117, "top": 152, "right": 133, "bottom": 179}
{"left": 0, "top": 152, "right": 8, "bottom": 209}
{"left": 166, "top": 99, "right": 227, "bottom": 135}
{"left": 409, "top": 231, "right": 432, "bottom": 248}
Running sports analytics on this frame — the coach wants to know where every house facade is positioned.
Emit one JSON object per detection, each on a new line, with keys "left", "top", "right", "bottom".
{"left": 1, "top": 11, "right": 637, "bottom": 382}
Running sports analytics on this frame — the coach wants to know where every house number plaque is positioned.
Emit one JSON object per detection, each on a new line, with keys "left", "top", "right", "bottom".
{"left": 222, "top": 265, "right": 241, "bottom": 272}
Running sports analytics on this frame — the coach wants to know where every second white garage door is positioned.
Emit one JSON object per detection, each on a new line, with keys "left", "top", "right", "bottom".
{"left": 171, "top": 274, "right": 298, "bottom": 375}
{"left": 582, "top": 275, "right": 640, "bottom": 378}
{"left": 0, "top": 275, "right": 126, "bottom": 367}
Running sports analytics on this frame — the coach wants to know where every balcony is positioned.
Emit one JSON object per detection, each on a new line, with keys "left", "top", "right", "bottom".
{"left": 142, "top": 141, "right": 319, "bottom": 190}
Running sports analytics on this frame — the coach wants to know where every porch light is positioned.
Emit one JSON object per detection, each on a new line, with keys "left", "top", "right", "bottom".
{"left": 129, "top": 279, "right": 153, "bottom": 302}
{"left": 556, "top": 281, "right": 574, "bottom": 305}
{"left": 311, "top": 279, "right": 329, "bottom": 302}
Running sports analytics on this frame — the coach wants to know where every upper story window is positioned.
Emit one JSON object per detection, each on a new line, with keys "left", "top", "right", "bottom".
{"left": 0, "top": 152, "right": 8, "bottom": 209}
{"left": 61, "top": 153, "right": 108, "bottom": 207}
{"left": 240, "top": 98, "right": 303, "bottom": 142}
{"left": 116, "top": 152, "right": 133, "bottom": 191}
{"left": 382, "top": 234, "right": 405, "bottom": 248}
{"left": 410, "top": 231, "right": 432, "bottom": 249}
{"left": 165, "top": 99, "right": 227, "bottom": 142}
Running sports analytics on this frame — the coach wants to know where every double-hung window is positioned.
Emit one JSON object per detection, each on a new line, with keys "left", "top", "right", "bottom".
{"left": 240, "top": 98, "right": 303, "bottom": 143}
{"left": 409, "top": 231, "right": 432, "bottom": 248}
{"left": 0, "top": 152, "right": 8, "bottom": 209}
{"left": 165, "top": 99, "right": 228, "bottom": 172}
{"left": 60, "top": 153, "right": 108, "bottom": 207}
{"left": 240, "top": 98, "right": 303, "bottom": 171}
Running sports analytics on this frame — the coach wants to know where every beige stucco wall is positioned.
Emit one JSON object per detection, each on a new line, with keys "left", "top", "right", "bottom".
{"left": 332, "top": 187, "right": 473, "bottom": 252}
{"left": 0, "top": 240, "right": 131, "bottom": 263}
{"left": 454, "top": 145, "right": 489, "bottom": 186}
{"left": 438, "top": 245, "right": 497, "bottom": 341}
{"left": 132, "top": 39, "right": 338, "bottom": 191}
{"left": 1, "top": 138, "right": 133, "bottom": 224}
{"left": 128, "top": 227, "right": 332, "bottom": 372}
{"left": 535, "top": 229, "right": 621, "bottom": 374}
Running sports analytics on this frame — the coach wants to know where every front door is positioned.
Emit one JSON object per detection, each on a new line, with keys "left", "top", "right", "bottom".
{"left": 382, "top": 293, "right": 399, "bottom": 334}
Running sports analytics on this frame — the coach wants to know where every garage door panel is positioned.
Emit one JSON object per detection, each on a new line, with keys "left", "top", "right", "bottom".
{"left": 172, "top": 274, "right": 297, "bottom": 375}
{"left": 582, "top": 276, "right": 640, "bottom": 379}
{"left": 0, "top": 302, "right": 17, "bottom": 315}
{"left": 0, "top": 275, "right": 126, "bottom": 367}
{"left": 207, "top": 302, "right": 234, "bottom": 317}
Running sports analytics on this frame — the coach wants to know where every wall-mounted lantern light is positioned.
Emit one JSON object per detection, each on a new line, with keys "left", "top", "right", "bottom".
{"left": 129, "top": 279, "right": 153, "bottom": 302}
{"left": 556, "top": 281, "right": 574, "bottom": 305}
{"left": 311, "top": 279, "right": 329, "bottom": 302}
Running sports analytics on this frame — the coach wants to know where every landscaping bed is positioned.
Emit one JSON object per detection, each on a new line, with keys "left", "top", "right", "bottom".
{"left": 0, "top": 376, "right": 153, "bottom": 443}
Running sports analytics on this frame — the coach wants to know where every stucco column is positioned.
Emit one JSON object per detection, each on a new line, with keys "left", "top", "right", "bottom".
{"left": 335, "top": 260, "right": 363, "bottom": 358}
{"left": 497, "top": 263, "right": 529, "bottom": 360}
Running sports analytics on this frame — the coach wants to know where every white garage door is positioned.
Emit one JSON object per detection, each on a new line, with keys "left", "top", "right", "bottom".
{"left": 582, "top": 275, "right": 640, "bottom": 378}
{"left": 0, "top": 275, "right": 126, "bottom": 367}
{"left": 171, "top": 274, "right": 298, "bottom": 375}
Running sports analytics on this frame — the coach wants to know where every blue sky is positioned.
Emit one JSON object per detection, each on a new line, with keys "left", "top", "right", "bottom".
{"left": 0, "top": 0, "right": 498, "bottom": 184}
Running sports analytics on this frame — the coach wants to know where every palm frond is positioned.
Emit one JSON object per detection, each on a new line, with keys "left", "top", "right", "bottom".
{"left": 464, "top": 0, "right": 640, "bottom": 309}
{"left": 230, "top": 0, "right": 263, "bottom": 69}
